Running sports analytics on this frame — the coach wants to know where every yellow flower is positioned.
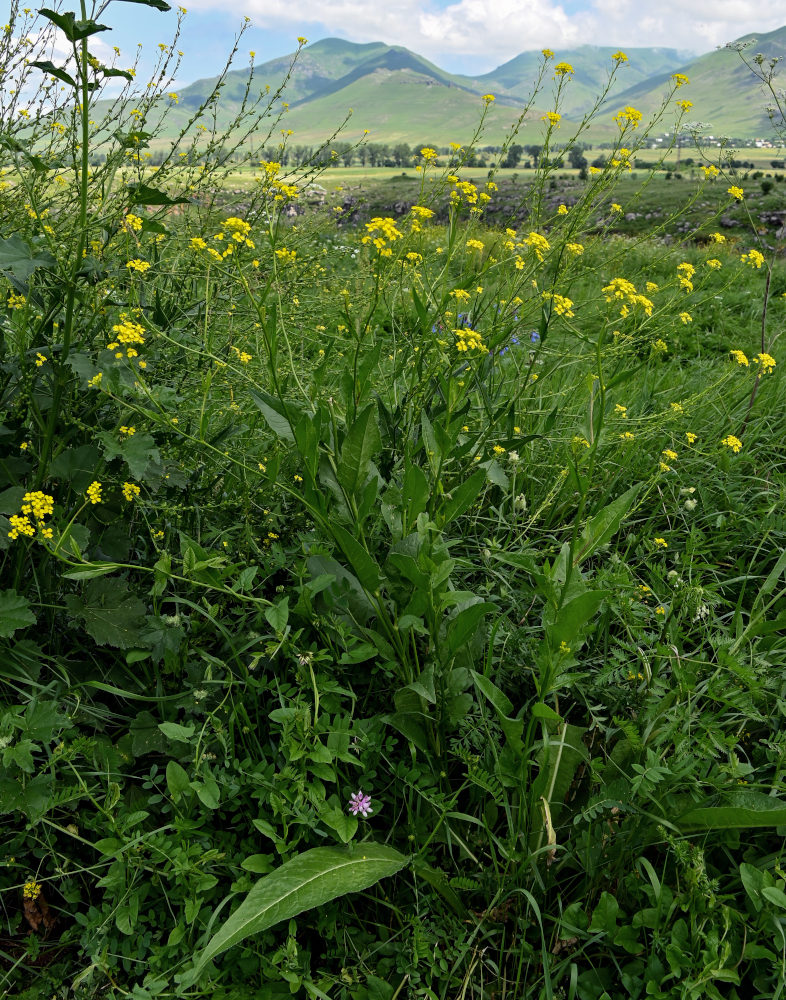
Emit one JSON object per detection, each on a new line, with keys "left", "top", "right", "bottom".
{"left": 554, "top": 62, "right": 574, "bottom": 76}
{"left": 566, "top": 242, "right": 584, "bottom": 255}
{"left": 542, "top": 291, "right": 574, "bottom": 317}
{"left": 710, "top": 232, "right": 726, "bottom": 243}
{"left": 493, "top": 444, "right": 506, "bottom": 455}
{"left": 753, "top": 352, "right": 776, "bottom": 374}
{"left": 741, "top": 249, "right": 765, "bottom": 269}
{"left": 23, "top": 880, "right": 41, "bottom": 900}
{"left": 122, "top": 482, "right": 141, "bottom": 501}
{"left": 542, "top": 48, "right": 554, "bottom": 58}
{"left": 662, "top": 448, "right": 678, "bottom": 461}
{"left": 465, "top": 239, "right": 484, "bottom": 251}
{"left": 541, "top": 111, "right": 561, "bottom": 126}
{"left": 119, "top": 425, "right": 135, "bottom": 436}
{"left": 675, "top": 99, "right": 693, "bottom": 111}
{"left": 557, "top": 204, "right": 568, "bottom": 215}
{"left": 420, "top": 147, "right": 438, "bottom": 162}
{"left": 706, "top": 258, "right": 722, "bottom": 269}
{"left": 721, "top": 435, "right": 742, "bottom": 453}
{"left": 297, "top": 36, "right": 308, "bottom": 44}
{"left": 620, "top": 431, "right": 635, "bottom": 441}
{"left": 729, "top": 349, "right": 749, "bottom": 367}
{"left": 672, "top": 73, "right": 689, "bottom": 87}
{"left": 35, "top": 353, "right": 47, "bottom": 367}
{"left": 727, "top": 186, "right": 744, "bottom": 201}
{"left": 685, "top": 432, "right": 697, "bottom": 444}
{"left": 615, "top": 404, "right": 628, "bottom": 417}
{"left": 679, "top": 311, "right": 692, "bottom": 324}
{"left": 612, "top": 51, "right": 628, "bottom": 62}
{"left": 86, "top": 481, "right": 102, "bottom": 504}
{"left": 610, "top": 203, "right": 623, "bottom": 213}
{"left": 614, "top": 106, "right": 642, "bottom": 129}
{"left": 701, "top": 165, "right": 719, "bottom": 179}
{"left": 125, "top": 259, "right": 151, "bottom": 273}
{"left": 482, "top": 93, "right": 496, "bottom": 102}
{"left": 654, "top": 537, "right": 668, "bottom": 548}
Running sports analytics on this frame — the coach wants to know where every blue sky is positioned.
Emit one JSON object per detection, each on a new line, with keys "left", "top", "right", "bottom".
{"left": 72, "top": 1, "right": 786, "bottom": 86}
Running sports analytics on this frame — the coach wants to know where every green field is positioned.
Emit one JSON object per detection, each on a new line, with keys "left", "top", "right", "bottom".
{"left": 2, "top": 5, "right": 786, "bottom": 1000}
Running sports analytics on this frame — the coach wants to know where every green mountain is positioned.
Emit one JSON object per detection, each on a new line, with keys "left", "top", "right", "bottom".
{"left": 134, "top": 30, "right": 786, "bottom": 148}
{"left": 600, "top": 25, "right": 786, "bottom": 138}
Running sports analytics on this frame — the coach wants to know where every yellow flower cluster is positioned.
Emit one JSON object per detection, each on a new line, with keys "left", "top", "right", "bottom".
{"left": 410, "top": 205, "right": 434, "bottom": 220}
{"left": 722, "top": 435, "right": 742, "bottom": 453}
{"left": 108, "top": 314, "right": 145, "bottom": 363}
{"left": 566, "top": 242, "right": 584, "bottom": 255}
{"left": 675, "top": 99, "right": 693, "bottom": 112}
{"left": 450, "top": 179, "right": 481, "bottom": 207}
{"left": 753, "top": 352, "right": 776, "bottom": 374}
{"left": 706, "top": 258, "right": 722, "bottom": 269}
{"left": 701, "top": 165, "right": 719, "bottom": 179}
{"left": 542, "top": 291, "right": 575, "bottom": 317}
{"left": 677, "top": 261, "right": 694, "bottom": 292}
{"left": 123, "top": 213, "right": 143, "bottom": 232}
{"left": 122, "top": 482, "right": 141, "bottom": 501}
{"left": 86, "top": 481, "right": 102, "bottom": 504}
{"left": 420, "top": 147, "right": 438, "bottom": 162}
{"left": 679, "top": 311, "right": 692, "bottom": 324}
{"left": 361, "top": 217, "right": 403, "bottom": 256}
{"left": 614, "top": 106, "right": 642, "bottom": 129}
{"left": 672, "top": 73, "right": 690, "bottom": 87}
{"left": 602, "top": 277, "right": 654, "bottom": 317}
{"left": 741, "top": 248, "right": 765, "bottom": 269}
{"left": 541, "top": 111, "right": 561, "bottom": 126}
{"left": 727, "top": 186, "right": 744, "bottom": 201}
{"left": 453, "top": 326, "right": 488, "bottom": 354}
{"left": 8, "top": 293, "right": 26, "bottom": 310}
{"left": 554, "top": 62, "right": 574, "bottom": 76}
{"left": 274, "top": 247, "right": 296, "bottom": 263}
{"left": 23, "top": 880, "right": 41, "bottom": 900}
{"left": 223, "top": 217, "right": 255, "bottom": 248}
{"left": 125, "top": 259, "right": 151, "bottom": 273}
{"left": 524, "top": 232, "right": 550, "bottom": 262}
{"left": 8, "top": 491, "right": 55, "bottom": 541}
{"left": 465, "top": 238, "right": 484, "bottom": 252}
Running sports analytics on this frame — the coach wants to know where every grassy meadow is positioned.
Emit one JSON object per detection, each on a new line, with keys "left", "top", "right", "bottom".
{"left": 1, "top": 4, "right": 786, "bottom": 1000}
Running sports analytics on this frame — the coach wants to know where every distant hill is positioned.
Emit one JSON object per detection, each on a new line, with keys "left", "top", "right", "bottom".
{"left": 121, "top": 30, "right": 786, "bottom": 148}
{"left": 598, "top": 25, "right": 786, "bottom": 139}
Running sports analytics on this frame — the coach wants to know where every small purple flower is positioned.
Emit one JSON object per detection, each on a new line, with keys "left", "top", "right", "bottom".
{"left": 348, "top": 790, "right": 373, "bottom": 817}
{"left": 530, "top": 330, "right": 541, "bottom": 343}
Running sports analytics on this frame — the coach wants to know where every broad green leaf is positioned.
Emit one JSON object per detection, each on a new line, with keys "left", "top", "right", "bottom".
{"left": 439, "top": 469, "right": 485, "bottom": 526}
{"left": 0, "top": 235, "right": 55, "bottom": 279}
{"left": 166, "top": 761, "right": 191, "bottom": 800}
{"left": 332, "top": 524, "right": 381, "bottom": 593}
{"left": 194, "top": 844, "right": 408, "bottom": 971}
{"left": 63, "top": 564, "right": 121, "bottom": 581}
{"left": 39, "top": 9, "right": 110, "bottom": 41}
{"left": 64, "top": 578, "right": 147, "bottom": 649}
{"left": 159, "top": 722, "right": 195, "bottom": 741}
{"left": 678, "top": 791, "right": 786, "bottom": 830}
{"left": 127, "top": 181, "right": 190, "bottom": 206}
{"left": 574, "top": 484, "right": 641, "bottom": 567}
{"left": 545, "top": 591, "right": 608, "bottom": 648}
{"left": 249, "top": 389, "right": 295, "bottom": 442}
{"left": 32, "top": 60, "right": 76, "bottom": 87}
{"left": 0, "top": 590, "right": 36, "bottom": 637}
{"left": 447, "top": 601, "right": 496, "bottom": 656}
{"left": 531, "top": 722, "right": 588, "bottom": 837}
{"left": 265, "top": 597, "right": 289, "bottom": 633}
{"left": 338, "top": 404, "right": 381, "bottom": 497}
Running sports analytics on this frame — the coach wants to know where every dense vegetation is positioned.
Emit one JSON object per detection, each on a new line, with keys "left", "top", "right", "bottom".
{"left": 1, "top": 3, "right": 785, "bottom": 999}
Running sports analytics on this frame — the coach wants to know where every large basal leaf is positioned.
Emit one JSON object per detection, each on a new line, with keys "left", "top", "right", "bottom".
{"left": 194, "top": 844, "right": 408, "bottom": 972}
{"left": 0, "top": 589, "right": 36, "bottom": 638}
{"left": 337, "top": 403, "right": 381, "bottom": 497}
{"left": 678, "top": 790, "right": 786, "bottom": 830}
{"left": 0, "top": 235, "right": 55, "bottom": 279}
{"left": 64, "top": 578, "right": 147, "bottom": 649}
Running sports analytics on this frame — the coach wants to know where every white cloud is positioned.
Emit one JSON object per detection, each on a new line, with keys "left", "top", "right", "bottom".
{"left": 182, "top": 0, "right": 785, "bottom": 70}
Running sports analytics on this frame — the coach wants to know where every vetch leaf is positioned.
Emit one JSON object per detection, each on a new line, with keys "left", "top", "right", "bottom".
{"left": 194, "top": 844, "right": 407, "bottom": 971}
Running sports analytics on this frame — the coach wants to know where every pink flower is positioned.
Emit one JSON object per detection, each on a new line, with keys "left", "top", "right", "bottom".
{"left": 348, "top": 790, "right": 373, "bottom": 817}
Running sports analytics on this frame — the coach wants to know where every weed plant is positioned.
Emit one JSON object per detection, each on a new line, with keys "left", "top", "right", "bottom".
{"left": 1, "top": 3, "right": 785, "bottom": 999}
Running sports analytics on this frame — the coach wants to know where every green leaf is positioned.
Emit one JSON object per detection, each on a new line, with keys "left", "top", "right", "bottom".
{"left": 0, "top": 590, "right": 36, "bottom": 637}
{"left": 332, "top": 525, "right": 382, "bottom": 593}
{"left": 39, "top": 9, "right": 111, "bottom": 41}
{"left": 471, "top": 671, "right": 522, "bottom": 748}
{"left": 116, "top": 0, "right": 172, "bottom": 11}
{"left": 194, "top": 844, "right": 407, "bottom": 971}
{"left": 159, "top": 722, "right": 195, "bottom": 742}
{"left": 439, "top": 469, "right": 485, "bottom": 526}
{"left": 447, "top": 602, "right": 496, "bottom": 656}
{"left": 0, "top": 235, "right": 55, "bottom": 279}
{"left": 166, "top": 761, "right": 190, "bottom": 800}
{"left": 574, "top": 484, "right": 641, "bottom": 567}
{"left": 338, "top": 404, "right": 381, "bottom": 496}
{"left": 265, "top": 597, "right": 289, "bottom": 633}
{"left": 321, "top": 805, "right": 358, "bottom": 843}
{"left": 126, "top": 181, "right": 190, "bottom": 206}
{"left": 97, "top": 431, "right": 161, "bottom": 480}
{"left": 32, "top": 60, "right": 76, "bottom": 87}
{"left": 63, "top": 564, "right": 122, "bottom": 581}
{"left": 249, "top": 389, "right": 296, "bottom": 442}
{"left": 545, "top": 591, "right": 608, "bottom": 648}
{"left": 678, "top": 791, "right": 786, "bottom": 830}
{"left": 64, "top": 578, "right": 147, "bottom": 649}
